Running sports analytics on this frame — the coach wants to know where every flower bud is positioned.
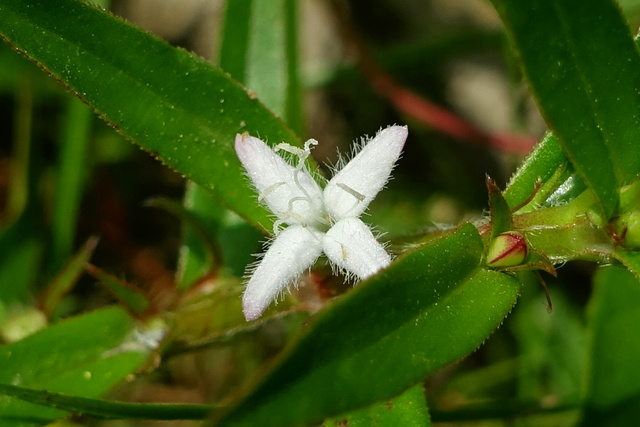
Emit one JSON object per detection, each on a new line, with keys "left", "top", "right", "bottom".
{"left": 486, "top": 231, "right": 528, "bottom": 268}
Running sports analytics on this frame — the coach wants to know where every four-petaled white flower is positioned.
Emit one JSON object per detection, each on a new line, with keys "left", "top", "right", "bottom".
{"left": 235, "top": 125, "right": 408, "bottom": 321}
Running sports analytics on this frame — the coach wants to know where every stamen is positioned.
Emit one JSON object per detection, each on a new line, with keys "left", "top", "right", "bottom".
{"left": 303, "top": 138, "right": 319, "bottom": 155}
{"left": 272, "top": 211, "right": 308, "bottom": 235}
{"left": 275, "top": 139, "right": 318, "bottom": 170}
{"left": 288, "top": 195, "right": 312, "bottom": 213}
{"left": 270, "top": 139, "right": 327, "bottom": 235}
{"left": 292, "top": 168, "right": 311, "bottom": 203}
{"left": 259, "top": 181, "right": 286, "bottom": 203}
{"left": 336, "top": 183, "right": 365, "bottom": 202}
{"left": 332, "top": 183, "right": 366, "bottom": 217}
{"left": 275, "top": 140, "right": 322, "bottom": 222}
{"left": 272, "top": 218, "right": 286, "bottom": 235}
{"left": 274, "top": 142, "right": 304, "bottom": 157}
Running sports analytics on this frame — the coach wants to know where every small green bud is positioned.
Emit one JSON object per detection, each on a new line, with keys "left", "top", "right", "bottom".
{"left": 486, "top": 231, "right": 528, "bottom": 268}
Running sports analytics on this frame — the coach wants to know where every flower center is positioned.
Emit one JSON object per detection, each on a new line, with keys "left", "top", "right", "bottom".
{"left": 265, "top": 139, "right": 368, "bottom": 237}
{"left": 268, "top": 140, "right": 330, "bottom": 235}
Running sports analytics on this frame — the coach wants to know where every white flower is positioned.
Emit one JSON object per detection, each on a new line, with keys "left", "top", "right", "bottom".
{"left": 235, "top": 125, "right": 408, "bottom": 321}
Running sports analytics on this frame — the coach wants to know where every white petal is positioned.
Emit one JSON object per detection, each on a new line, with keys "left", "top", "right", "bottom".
{"left": 242, "top": 225, "right": 323, "bottom": 321}
{"left": 235, "top": 134, "right": 323, "bottom": 226}
{"left": 324, "top": 125, "right": 407, "bottom": 220}
{"left": 322, "top": 218, "right": 391, "bottom": 279}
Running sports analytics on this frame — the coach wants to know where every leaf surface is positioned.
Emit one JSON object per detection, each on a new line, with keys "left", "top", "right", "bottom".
{"left": 493, "top": 0, "right": 640, "bottom": 217}
{"left": 324, "top": 383, "right": 431, "bottom": 427}
{"left": 581, "top": 266, "right": 640, "bottom": 425}
{"left": 0, "top": 0, "right": 299, "bottom": 230}
{"left": 216, "top": 224, "right": 522, "bottom": 427}
{"left": 0, "top": 307, "right": 163, "bottom": 425}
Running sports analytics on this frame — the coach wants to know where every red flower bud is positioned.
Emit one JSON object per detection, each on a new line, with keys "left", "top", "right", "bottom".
{"left": 486, "top": 232, "right": 528, "bottom": 268}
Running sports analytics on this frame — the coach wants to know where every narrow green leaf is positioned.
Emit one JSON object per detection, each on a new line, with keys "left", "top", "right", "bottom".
{"left": 0, "top": 307, "right": 164, "bottom": 424}
{"left": 486, "top": 177, "right": 512, "bottom": 239}
{"left": 219, "top": 0, "right": 252, "bottom": 81}
{"left": 177, "top": 184, "right": 223, "bottom": 289}
{"left": 150, "top": 194, "right": 224, "bottom": 288}
{"left": 169, "top": 310, "right": 309, "bottom": 356}
{"left": 49, "top": 96, "right": 93, "bottom": 271}
{"left": 282, "top": 0, "right": 301, "bottom": 134}
{"left": 86, "top": 265, "right": 150, "bottom": 316}
{"left": 325, "top": 383, "right": 431, "bottom": 427}
{"left": 581, "top": 266, "right": 640, "bottom": 425}
{"left": 40, "top": 236, "right": 99, "bottom": 317}
{"left": 492, "top": 0, "right": 640, "bottom": 217}
{"left": 246, "top": 0, "right": 300, "bottom": 130}
{"left": 503, "top": 132, "right": 567, "bottom": 211}
{"left": 0, "top": 383, "right": 213, "bottom": 420}
{"left": 541, "top": 173, "right": 588, "bottom": 209}
{"left": 215, "top": 224, "right": 522, "bottom": 427}
{"left": 0, "top": 0, "right": 300, "bottom": 231}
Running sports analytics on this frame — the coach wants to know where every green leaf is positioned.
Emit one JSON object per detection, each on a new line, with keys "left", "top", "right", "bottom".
{"left": 612, "top": 250, "right": 640, "bottom": 280}
{"left": 486, "top": 177, "right": 512, "bottom": 239}
{"left": 215, "top": 224, "right": 522, "bottom": 427}
{"left": 581, "top": 266, "right": 640, "bottom": 426}
{"left": 513, "top": 190, "right": 614, "bottom": 263}
{"left": 86, "top": 265, "right": 151, "bottom": 316}
{"left": 0, "top": 307, "right": 164, "bottom": 425}
{"left": 511, "top": 285, "right": 586, "bottom": 403}
{"left": 49, "top": 96, "right": 93, "bottom": 272}
{"left": 150, "top": 193, "right": 224, "bottom": 288}
{"left": 40, "top": 236, "right": 99, "bottom": 317}
{"left": 169, "top": 310, "right": 308, "bottom": 356}
{"left": 430, "top": 399, "right": 579, "bottom": 423}
{"left": 0, "top": 0, "right": 300, "bottom": 231}
{"left": 218, "top": 0, "right": 252, "bottom": 83}
{"left": 0, "top": 383, "right": 213, "bottom": 421}
{"left": 245, "top": 0, "right": 301, "bottom": 133}
{"left": 503, "top": 132, "right": 568, "bottom": 211}
{"left": 492, "top": 0, "right": 640, "bottom": 218}
{"left": 324, "top": 383, "right": 431, "bottom": 427}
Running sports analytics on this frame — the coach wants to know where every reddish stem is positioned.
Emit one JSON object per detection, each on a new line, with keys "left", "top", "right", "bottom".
{"left": 331, "top": 1, "right": 537, "bottom": 155}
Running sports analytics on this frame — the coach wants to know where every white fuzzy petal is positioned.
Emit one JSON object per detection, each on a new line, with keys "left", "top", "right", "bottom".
{"left": 322, "top": 218, "right": 391, "bottom": 279}
{"left": 324, "top": 125, "right": 407, "bottom": 220}
{"left": 235, "top": 134, "right": 323, "bottom": 226}
{"left": 242, "top": 225, "right": 323, "bottom": 321}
